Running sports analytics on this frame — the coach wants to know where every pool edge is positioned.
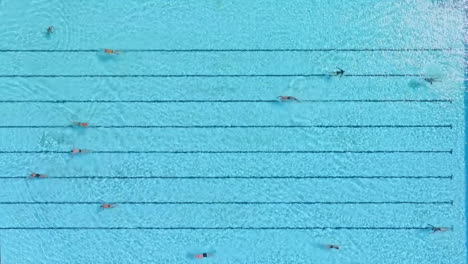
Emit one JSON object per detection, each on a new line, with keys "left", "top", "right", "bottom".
{"left": 464, "top": 0, "right": 468, "bottom": 262}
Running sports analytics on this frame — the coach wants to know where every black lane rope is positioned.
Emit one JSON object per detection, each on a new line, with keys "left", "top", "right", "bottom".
{"left": 0, "top": 150, "right": 453, "bottom": 154}
{"left": 0, "top": 125, "right": 453, "bottom": 129}
{"left": 0, "top": 99, "right": 452, "bottom": 103}
{"left": 0, "top": 48, "right": 456, "bottom": 52}
{"left": 0, "top": 201, "right": 452, "bottom": 205}
{"left": 0, "top": 74, "right": 422, "bottom": 78}
{"left": 0, "top": 175, "right": 453, "bottom": 180}
{"left": 0, "top": 226, "right": 436, "bottom": 230}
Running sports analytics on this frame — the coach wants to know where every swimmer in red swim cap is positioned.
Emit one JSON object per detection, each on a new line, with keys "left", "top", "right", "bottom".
{"left": 72, "top": 122, "right": 89, "bottom": 128}
{"left": 104, "top": 49, "right": 121, "bottom": 55}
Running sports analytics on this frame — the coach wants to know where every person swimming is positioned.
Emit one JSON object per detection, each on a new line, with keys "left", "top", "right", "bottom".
{"left": 330, "top": 68, "right": 345, "bottom": 78}
{"left": 29, "top": 172, "right": 47, "bottom": 178}
{"left": 104, "top": 49, "right": 121, "bottom": 55}
{"left": 195, "top": 253, "right": 212, "bottom": 259}
{"left": 47, "top": 26, "right": 54, "bottom": 34}
{"left": 277, "top": 96, "right": 300, "bottom": 102}
{"left": 72, "top": 122, "right": 89, "bottom": 128}
{"left": 100, "top": 203, "right": 115, "bottom": 209}
{"left": 423, "top": 77, "right": 440, "bottom": 85}
{"left": 428, "top": 224, "right": 450, "bottom": 233}
{"left": 327, "top": 244, "right": 340, "bottom": 250}
{"left": 71, "top": 148, "right": 91, "bottom": 155}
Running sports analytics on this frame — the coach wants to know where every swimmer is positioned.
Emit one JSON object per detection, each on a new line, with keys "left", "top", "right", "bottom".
{"left": 47, "top": 26, "right": 54, "bottom": 34}
{"left": 330, "top": 68, "right": 345, "bottom": 78}
{"left": 277, "top": 96, "right": 300, "bottom": 102}
{"left": 104, "top": 49, "right": 121, "bottom": 55}
{"left": 72, "top": 121, "right": 89, "bottom": 128}
{"left": 327, "top": 244, "right": 340, "bottom": 250}
{"left": 100, "top": 203, "right": 115, "bottom": 209}
{"left": 29, "top": 172, "right": 47, "bottom": 178}
{"left": 195, "top": 253, "right": 212, "bottom": 259}
{"left": 71, "top": 148, "right": 92, "bottom": 155}
{"left": 423, "top": 77, "right": 440, "bottom": 85}
{"left": 428, "top": 224, "right": 450, "bottom": 233}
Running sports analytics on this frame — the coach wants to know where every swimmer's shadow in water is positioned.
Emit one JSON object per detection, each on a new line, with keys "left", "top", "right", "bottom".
{"left": 96, "top": 52, "right": 120, "bottom": 62}
{"left": 322, "top": 74, "right": 335, "bottom": 81}
{"left": 408, "top": 79, "right": 426, "bottom": 89}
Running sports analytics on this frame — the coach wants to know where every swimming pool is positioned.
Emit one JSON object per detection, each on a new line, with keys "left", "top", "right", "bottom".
{"left": 0, "top": 0, "right": 465, "bottom": 263}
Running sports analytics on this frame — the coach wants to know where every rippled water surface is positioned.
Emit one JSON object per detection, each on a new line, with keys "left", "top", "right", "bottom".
{"left": 0, "top": 0, "right": 465, "bottom": 263}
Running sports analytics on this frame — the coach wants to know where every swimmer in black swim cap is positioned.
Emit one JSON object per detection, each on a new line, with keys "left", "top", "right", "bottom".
{"left": 195, "top": 253, "right": 212, "bottom": 259}
{"left": 29, "top": 172, "right": 47, "bottom": 178}
{"left": 71, "top": 148, "right": 92, "bottom": 155}
{"left": 327, "top": 244, "right": 340, "bottom": 250}
{"left": 423, "top": 77, "right": 440, "bottom": 85}
{"left": 277, "top": 96, "right": 300, "bottom": 102}
{"left": 330, "top": 68, "right": 345, "bottom": 78}
{"left": 428, "top": 224, "right": 450, "bottom": 233}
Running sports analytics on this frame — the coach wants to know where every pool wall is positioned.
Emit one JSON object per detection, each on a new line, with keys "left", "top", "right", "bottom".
{"left": 464, "top": 1, "right": 468, "bottom": 262}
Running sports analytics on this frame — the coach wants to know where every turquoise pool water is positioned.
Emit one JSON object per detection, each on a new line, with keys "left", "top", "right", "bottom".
{"left": 0, "top": 0, "right": 466, "bottom": 263}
